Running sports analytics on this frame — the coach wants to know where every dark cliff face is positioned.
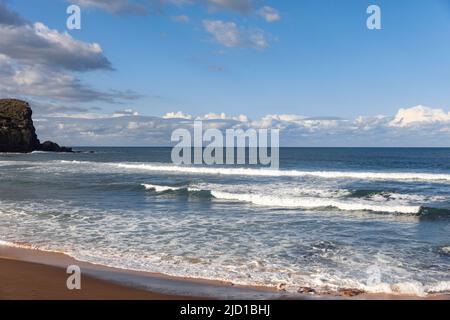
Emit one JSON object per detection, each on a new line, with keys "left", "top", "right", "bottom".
{"left": 0, "top": 99, "right": 40, "bottom": 152}
{"left": 0, "top": 98, "right": 72, "bottom": 153}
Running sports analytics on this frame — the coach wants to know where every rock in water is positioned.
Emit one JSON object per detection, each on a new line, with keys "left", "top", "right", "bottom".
{"left": 0, "top": 99, "right": 40, "bottom": 152}
{"left": 0, "top": 98, "right": 73, "bottom": 153}
{"left": 39, "top": 141, "right": 73, "bottom": 153}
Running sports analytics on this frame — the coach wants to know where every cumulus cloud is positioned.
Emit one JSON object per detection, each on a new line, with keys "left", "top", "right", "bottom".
{"left": 0, "top": 21, "right": 111, "bottom": 71}
{"left": 257, "top": 6, "right": 280, "bottom": 22}
{"left": 197, "top": 112, "right": 248, "bottom": 122}
{"left": 32, "top": 105, "right": 450, "bottom": 147}
{"left": 0, "top": 54, "right": 138, "bottom": 103}
{"left": 163, "top": 111, "right": 193, "bottom": 119}
{"left": 68, "top": 0, "right": 148, "bottom": 15}
{"left": 0, "top": 3, "right": 139, "bottom": 105}
{"left": 203, "top": 19, "right": 268, "bottom": 49}
{"left": 389, "top": 105, "right": 450, "bottom": 127}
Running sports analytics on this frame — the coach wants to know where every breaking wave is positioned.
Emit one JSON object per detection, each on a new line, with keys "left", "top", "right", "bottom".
{"left": 111, "top": 162, "right": 450, "bottom": 182}
{"left": 142, "top": 184, "right": 189, "bottom": 192}
{"left": 209, "top": 191, "right": 422, "bottom": 214}
{"left": 54, "top": 160, "right": 450, "bottom": 182}
{"left": 141, "top": 183, "right": 423, "bottom": 214}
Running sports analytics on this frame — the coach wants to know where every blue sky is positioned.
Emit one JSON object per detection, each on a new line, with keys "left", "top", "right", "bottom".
{"left": 1, "top": 0, "right": 450, "bottom": 146}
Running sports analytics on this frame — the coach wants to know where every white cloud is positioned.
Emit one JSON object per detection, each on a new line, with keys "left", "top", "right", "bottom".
{"left": 45, "top": 112, "right": 110, "bottom": 119}
{"left": 163, "top": 111, "right": 193, "bottom": 119}
{"left": 199, "top": 112, "right": 229, "bottom": 120}
{"left": 236, "top": 114, "right": 249, "bottom": 122}
{"left": 265, "top": 114, "right": 306, "bottom": 122}
{"left": 33, "top": 105, "right": 450, "bottom": 147}
{"left": 0, "top": 3, "right": 140, "bottom": 105}
{"left": 69, "top": 0, "right": 147, "bottom": 15}
{"left": 0, "top": 22, "right": 111, "bottom": 71}
{"left": 66, "top": 1, "right": 278, "bottom": 51}
{"left": 390, "top": 105, "right": 450, "bottom": 127}
{"left": 0, "top": 55, "right": 138, "bottom": 103}
{"left": 113, "top": 109, "right": 140, "bottom": 117}
{"left": 203, "top": 19, "right": 268, "bottom": 49}
{"left": 257, "top": 6, "right": 280, "bottom": 22}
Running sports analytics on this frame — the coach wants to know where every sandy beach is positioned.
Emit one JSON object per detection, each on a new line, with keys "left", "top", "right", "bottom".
{"left": 0, "top": 243, "right": 283, "bottom": 300}
{"left": 0, "top": 257, "right": 193, "bottom": 300}
{"left": 0, "top": 243, "right": 204, "bottom": 300}
{"left": 1, "top": 243, "right": 449, "bottom": 300}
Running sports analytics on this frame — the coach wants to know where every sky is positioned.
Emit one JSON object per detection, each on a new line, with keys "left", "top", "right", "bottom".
{"left": 1, "top": 0, "right": 450, "bottom": 146}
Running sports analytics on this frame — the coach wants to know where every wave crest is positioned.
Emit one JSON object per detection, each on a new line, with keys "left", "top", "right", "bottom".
{"left": 115, "top": 163, "right": 450, "bottom": 182}
{"left": 56, "top": 160, "right": 450, "bottom": 182}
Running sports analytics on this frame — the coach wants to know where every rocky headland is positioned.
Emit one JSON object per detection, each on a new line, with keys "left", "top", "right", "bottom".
{"left": 0, "top": 99, "right": 72, "bottom": 153}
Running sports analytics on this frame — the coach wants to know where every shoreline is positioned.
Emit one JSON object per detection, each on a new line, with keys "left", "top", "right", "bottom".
{"left": 0, "top": 243, "right": 289, "bottom": 300}
{"left": 0, "top": 258, "right": 194, "bottom": 300}
{"left": 1, "top": 242, "right": 449, "bottom": 300}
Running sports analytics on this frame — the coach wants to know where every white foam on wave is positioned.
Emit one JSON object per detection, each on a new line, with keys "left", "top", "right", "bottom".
{"left": 210, "top": 191, "right": 421, "bottom": 214}
{"left": 426, "top": 281, "right": 450, "bottom": 294}
{"left": 142, "top": 184, "right": 201, "bottom": 192}
{"left": 441, "top": 246, "right": 450, "bottom": 254}
{"left": 1, "top": 201, "right": 448, "bottom": 297}
{"left": 363, "top": 280, "right": 450, "bottom": 296}
{"left": 0, "top": 160, "right": 28, "bottom": 167}
{"left": 55, "top": 160, "right": 450, "bottom": 182}
{"left": 142, "top": 184, "right": 183, "bottom": 192}
{"left": 363, "top": 281, "right": 427, "bottom": 296}
{"left": 110, "top": 162, "right": 450, "bottom": 182}
{"left": 141, "top": 182, "right": 425, "bottom": 214}
{"left": 370, "top": 192, "right": 447, "bottom": 203}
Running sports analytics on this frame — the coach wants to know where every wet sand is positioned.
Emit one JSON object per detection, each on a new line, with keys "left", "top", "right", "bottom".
{"left": 0, "top": 244, "right": 282, "bottom": 300}
{"left": 0, "top": 257, "right": 195, "bottom": 300}
{"left": 0, "top": 243, "right": 448, "bottom": 300}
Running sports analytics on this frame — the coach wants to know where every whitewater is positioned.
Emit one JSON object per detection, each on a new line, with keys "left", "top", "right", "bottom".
{"left": 1, "top": 148, "right": 449, "bottom": 296}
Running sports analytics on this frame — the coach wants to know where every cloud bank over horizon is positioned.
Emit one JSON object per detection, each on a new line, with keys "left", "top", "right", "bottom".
{"left": 33, "top": 105, "right": 450, "bottom": 147}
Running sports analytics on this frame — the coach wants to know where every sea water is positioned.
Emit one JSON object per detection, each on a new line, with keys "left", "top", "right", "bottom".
{"left": 0, "top": 148, "right": 449, "bottom": 296}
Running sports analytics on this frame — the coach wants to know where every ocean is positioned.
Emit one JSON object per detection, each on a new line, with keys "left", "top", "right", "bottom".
{"left": 0, "top": 147, "right": 449, "bottom": 296}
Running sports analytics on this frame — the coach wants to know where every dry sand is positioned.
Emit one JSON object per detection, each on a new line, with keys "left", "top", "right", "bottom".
{"left": 0, "top": 244, "right": 448, "bottom": 300}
